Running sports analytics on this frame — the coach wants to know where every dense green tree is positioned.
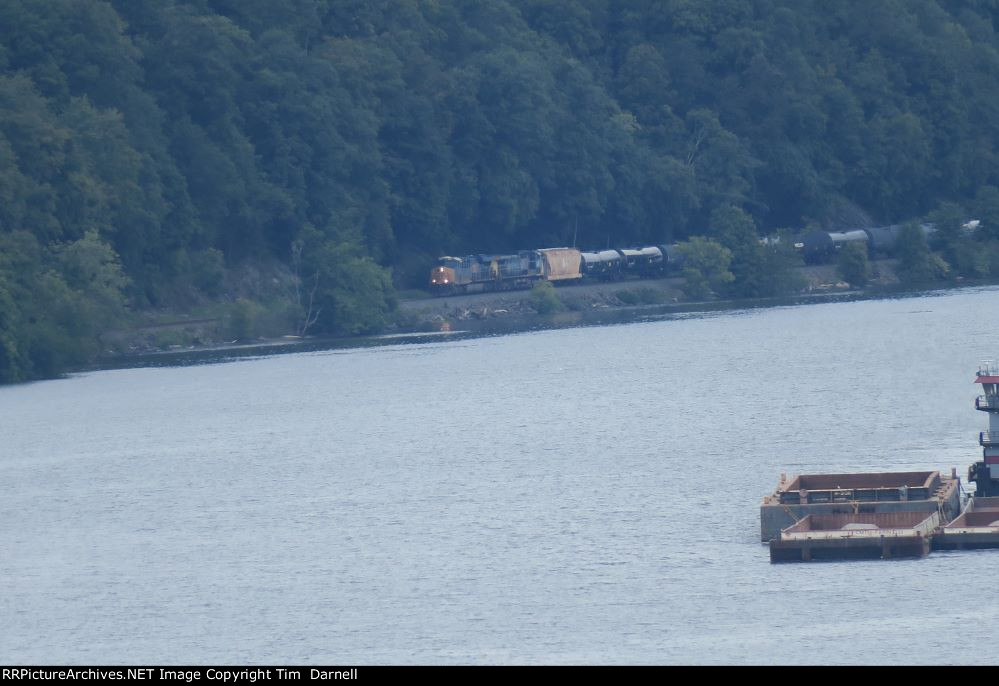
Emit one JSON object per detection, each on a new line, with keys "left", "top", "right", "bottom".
{"left": 304, "top": 240, "right": 396, "bottom": 336}
{"left": 973, "top": 186, "right": 999, "bottom": 242}
{"left": 926, "top": 202, "right": 990, "bottom": 277}
{"left": 837, "top": 242, "right": 871, "bottom": 288}
{"left": 753, "top": 239, "right": 807, "bottom": 297}
{"left": 0, "top": 230, "right": 128, "bottom": 382}
{"left": 529, "top": 281, "right": 565, "bottom": 314}
{"left": 896, "top": 223, "right": 950, "bottom": 284}
{"left": 676, "top": 236, "right": 734, "bottom": 299}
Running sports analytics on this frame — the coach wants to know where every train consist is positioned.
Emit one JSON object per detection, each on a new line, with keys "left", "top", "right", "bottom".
{"left": 429, "top": 219, "right": 980, "bottom": 296}
{"left": 429, "top": 245, "right": 685, "bottom": 295}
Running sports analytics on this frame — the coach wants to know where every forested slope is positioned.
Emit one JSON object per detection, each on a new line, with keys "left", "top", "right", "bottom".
{"left": 4, "top": 0, "right": 999, "bottom": 382}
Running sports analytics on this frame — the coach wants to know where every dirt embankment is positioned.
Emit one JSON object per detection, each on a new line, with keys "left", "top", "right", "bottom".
{"left": 399, "top": 260, "right": 901, "bottom": 327}
{"left": 400, "top": 276, "right": 684, "bottom": 319}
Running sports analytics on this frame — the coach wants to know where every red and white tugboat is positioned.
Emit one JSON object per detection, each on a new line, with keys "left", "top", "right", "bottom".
{"left": 971, "top": 360, "right": 999, "bottom": 497}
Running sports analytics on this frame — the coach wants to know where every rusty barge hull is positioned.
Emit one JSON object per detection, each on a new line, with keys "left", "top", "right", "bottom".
{"left": 769, "top": 511, "right": 939, "bottom": 562}
{"left": 760, "top": 471, "right": 960, "bottom": 543}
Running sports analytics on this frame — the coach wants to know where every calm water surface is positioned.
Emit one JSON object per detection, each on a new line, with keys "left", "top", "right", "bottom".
{"left": 2, "top": 287, "right": 998, "bottom": 664}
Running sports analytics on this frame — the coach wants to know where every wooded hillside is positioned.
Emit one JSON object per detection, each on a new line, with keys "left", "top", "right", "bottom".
{"left": 4, "top": 0, "right": 999, "bottom": 381}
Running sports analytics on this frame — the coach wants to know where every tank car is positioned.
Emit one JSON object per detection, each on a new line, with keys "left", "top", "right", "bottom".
{"left": 800, "top": 229, "right": 868, "bottom": 263}
{"left": 863, "top": 225, "right": 903, "bottom": 253}
{"left": 580, "top": 250, "right": 625, "bottom": 279}
{"left": 618, "top": 246, "right": 665, "bottom": 277}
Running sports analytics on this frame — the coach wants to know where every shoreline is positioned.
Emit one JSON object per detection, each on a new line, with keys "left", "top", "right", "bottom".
{"left": 85, "top": 276, "right": 998, "bottom": 375}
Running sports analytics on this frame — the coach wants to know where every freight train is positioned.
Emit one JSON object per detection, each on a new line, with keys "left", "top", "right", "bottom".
{"left": 429, "top": 245, "right": 686, "bottom": 296}
{"left": 430, "top": 219, "right": 980, "bottom": 296}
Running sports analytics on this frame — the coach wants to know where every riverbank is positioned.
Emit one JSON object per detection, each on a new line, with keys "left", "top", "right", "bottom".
{"left": 96, "top": 261, "right": 861, "bottom": 361}
{"left": 90, "top": 258, "right": 999, "bottom": 374}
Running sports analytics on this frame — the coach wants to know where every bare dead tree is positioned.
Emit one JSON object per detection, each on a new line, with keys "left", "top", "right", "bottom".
{"left": 291, "top": 240, "right": 321, "bottom": 336}
{"left": 686, "top": 125, "right": 706, "bottom": 167}
{"left": 299, "top": 270, "right": 321, "bottom": 336}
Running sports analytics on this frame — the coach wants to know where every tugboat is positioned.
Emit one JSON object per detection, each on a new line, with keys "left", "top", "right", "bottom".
{"left": 764, "top": 360, "right": 999, "bottom": 561}
{"left": 970, "top": 360, "right": 999, "bottom": 497}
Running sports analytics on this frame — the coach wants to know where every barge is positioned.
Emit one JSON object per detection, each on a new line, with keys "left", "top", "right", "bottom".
{"left": 760, "top": 470, "right": 960, "bottom": 543}
{"left": 769, "top": 511, "right": 940, "bottom": 562}
{"left": 763, "top": 360, "right": 999, "bottom": 562}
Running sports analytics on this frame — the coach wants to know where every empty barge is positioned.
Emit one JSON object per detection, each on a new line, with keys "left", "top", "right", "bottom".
{"left": 769, "top": 511, "right": 941, "bottom": 562}
{"left": 763, "top": 361, "right": 999, "bottom": 562}
{"left": 760, "top": 470, "right": 960, "bottom": 543}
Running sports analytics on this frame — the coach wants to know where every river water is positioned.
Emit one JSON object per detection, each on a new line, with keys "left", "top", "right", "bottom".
{"left": 2, "top": 286, "right": 998, "bottom": 665}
